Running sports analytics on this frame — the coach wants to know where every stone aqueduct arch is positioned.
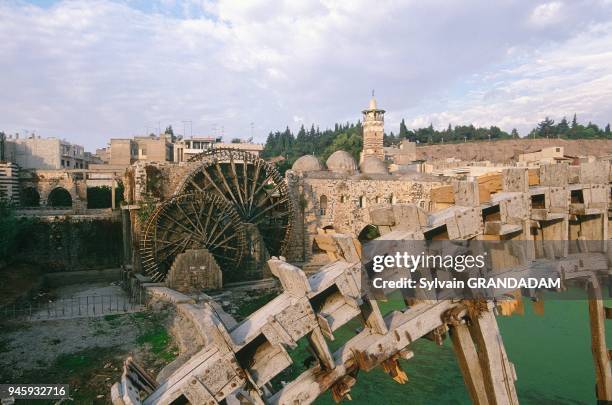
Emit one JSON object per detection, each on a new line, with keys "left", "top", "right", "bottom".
{"left": 20, "top": 172, "right": 83, "bottom": 209}
{"left": 18, "top": 169, "right": 125, "bottom": 211}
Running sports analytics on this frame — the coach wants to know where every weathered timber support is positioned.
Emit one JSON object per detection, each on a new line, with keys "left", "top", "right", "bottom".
{"left": 587, "top": 277, "right": 612, "bottom": 401}
{"left": 450, "top": 321, "right": 489, "bottom": 405}
{"left": 468, "top": 303, "right": 518, "bottom": 405}
{"left": 307, "top": 328, "right": 335, "bottom": 370}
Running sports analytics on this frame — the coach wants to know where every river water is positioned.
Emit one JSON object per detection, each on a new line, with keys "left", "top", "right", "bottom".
{"left": 313, "top": 294, "right": 611, "bottom": 405}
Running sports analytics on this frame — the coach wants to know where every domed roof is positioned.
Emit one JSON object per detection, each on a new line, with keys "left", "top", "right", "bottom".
{"left": 326, "top": 151, "right": 357, "bottom": 174}
{"left": 292, "top": 155, "right": 324, "bottom": 172}
{"left": 360, "top": 155, "right": 388, "bottom": 174}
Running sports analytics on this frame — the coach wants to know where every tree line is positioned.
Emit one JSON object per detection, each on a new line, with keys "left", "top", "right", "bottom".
{"left": 262, "top": 115, "right": 611, "bottom": 171}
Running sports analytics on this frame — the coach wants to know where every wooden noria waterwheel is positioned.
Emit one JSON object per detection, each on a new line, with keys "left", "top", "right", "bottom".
{"left": 140, "top": 192, "right": 246, "bottom": 282}
{"left": 180, "top": 148, "right": 294, "bottom": 257}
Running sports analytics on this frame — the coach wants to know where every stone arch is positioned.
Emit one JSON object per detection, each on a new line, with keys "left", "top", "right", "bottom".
{"left": 357, "top": 224, "right": 380, "bottom": 243}
{"left": 21, "top": 187, "right": 40, "bottom": 207}
{"left": 47, "top": 187, "right": 72, "bottom": 207}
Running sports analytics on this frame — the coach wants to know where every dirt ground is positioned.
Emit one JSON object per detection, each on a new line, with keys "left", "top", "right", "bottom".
{"left": 0, "top": 263, "right": 45, "bottom": 307}
{"left": 0, "top": 280, "right": 278, "bottom": 404}
{"left": 0, "top": 308, "right": 177, "bottom": 404}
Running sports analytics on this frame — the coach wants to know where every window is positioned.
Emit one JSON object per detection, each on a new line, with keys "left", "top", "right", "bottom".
{"left": 359, "top": 196, "right": 366, "bottom": 208}
{"left": 61, "top": 159, "right": 64, "bottom": 167}
{"left": 319, "top": 195, "right": 328, "bottom": 215}
{"left": 556, "top": 148, "right": 560, "bottom": 152}
{"left": 340, "top": 195, "right": 347, "bottom": 203}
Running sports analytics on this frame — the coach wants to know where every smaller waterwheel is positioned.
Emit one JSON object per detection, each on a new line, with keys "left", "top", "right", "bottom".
{"left": 140, "top": 192, "right": 246, "bottom": 282}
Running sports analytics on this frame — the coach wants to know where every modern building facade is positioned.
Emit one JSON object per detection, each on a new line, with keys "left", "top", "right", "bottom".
{"left": 3, "top": 135, "right": 87, "bottom": 169}
{"left": 173, "top": 136, "right": 220, "bottom": 162}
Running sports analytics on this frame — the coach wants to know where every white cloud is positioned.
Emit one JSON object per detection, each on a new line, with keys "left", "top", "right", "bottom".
{"left": 0, "top": 0, "right": 611, "bottom": 150}
{"left": 405, "top": 22, "right": 612, "bottom": 135}
{"left": 529, "top": 2, "right": 564, "bottom": 27}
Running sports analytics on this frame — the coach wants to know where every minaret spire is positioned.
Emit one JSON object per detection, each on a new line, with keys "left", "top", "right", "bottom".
{"left": 361, "top": 93, "right": 385, "bottom": 162}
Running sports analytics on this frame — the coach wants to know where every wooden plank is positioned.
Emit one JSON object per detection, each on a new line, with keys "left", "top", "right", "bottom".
{"left": 431, "top": 185, "right": 454, "bottom": 204}
{"left": 528, "top": 168, "right": 540, "bottom": 186}
{"left": 468, "top": 307, "right": 518, "bottom": 405}
{"left": 588, "top": 278, "right": 612, "bottom": 401}
{"left": 478, "top": 173, "right": 502, "bottom": 204}
{"left": 308, "top": 328, "right": 335, "bottom": 370}
{"left": 450, "top": 322, "right": 490, "bottom": 405}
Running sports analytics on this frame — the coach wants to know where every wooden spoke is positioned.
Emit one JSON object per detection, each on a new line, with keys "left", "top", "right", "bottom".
{"left": 178, "top": 148, "right": 294, "bottom": 257}
{"left": 140, "top": 192, "right": 246, "bottom": 282}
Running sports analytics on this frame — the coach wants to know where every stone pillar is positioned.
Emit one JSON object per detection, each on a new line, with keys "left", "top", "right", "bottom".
{"left": 111, "top": 178, "right": 116, "bottom": 210}
{"left": 121, "top": 207, "right": 132, "bottom": 265}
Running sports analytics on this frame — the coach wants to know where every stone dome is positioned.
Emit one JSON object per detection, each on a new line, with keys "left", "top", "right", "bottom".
{"left": 292, "top": 155, "right": 324, "bottom": 172}
{"left": 360, "top": 155, "right": 388, "bottom": 175}
{"left": 326, "top": 151, "right": 357, "bottom": 174}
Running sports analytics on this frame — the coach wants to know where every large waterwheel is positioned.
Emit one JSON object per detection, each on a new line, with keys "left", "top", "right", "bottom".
{"left": 140, "top": 192, "right": 246, "bottom": 282}
{"left": 179, "top": 148, "right": 294, "bottom": 257}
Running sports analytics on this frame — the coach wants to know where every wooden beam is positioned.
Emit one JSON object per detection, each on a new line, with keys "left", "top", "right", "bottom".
{"left": 468, "top": 306, "right": 519, "bottom": 405}
{"left": 478, "top": 173, "right": 502, "bottom": 204}
{"left": 528, "top": 169, "right": 540, "bottom": 186}
{"left": 450, "top": 322, "right": 490, "bottom": 405}
{"left": 308, "top": 328, "right": 335, "bottom": 370}
{"left": 431, "top": 185, "right": 454, "bottom": 204}
{"left": 587, "top": 278, "right": 612, "bottom": 401}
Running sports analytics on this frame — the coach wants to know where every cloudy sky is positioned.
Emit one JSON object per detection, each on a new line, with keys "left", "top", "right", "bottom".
{"left": 1, "top": 0, "right": 612, "bottom": 151}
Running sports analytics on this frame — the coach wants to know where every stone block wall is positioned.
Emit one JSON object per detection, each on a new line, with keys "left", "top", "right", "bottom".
{"left": 12, "top": 217, "right": 123, "bottom": 271}
{"left": 166, "top": 249, "right": 222, "bottom": 293}
{"left": 285, "top": 172, "right": 442, "bottom": 262}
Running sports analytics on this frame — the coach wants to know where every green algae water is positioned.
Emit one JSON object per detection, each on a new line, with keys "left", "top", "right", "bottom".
{"left": 309, "top": 294, "right": 611, "bottom": 405}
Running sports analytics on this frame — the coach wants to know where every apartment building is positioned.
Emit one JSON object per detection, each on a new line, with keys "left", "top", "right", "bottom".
{"left": 3, "top": 134, "right": 87, "bottom": 169}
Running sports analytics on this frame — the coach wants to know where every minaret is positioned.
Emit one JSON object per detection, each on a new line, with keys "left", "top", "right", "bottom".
{"left": 361, "top": 92, "right": 385, "bottom": 162}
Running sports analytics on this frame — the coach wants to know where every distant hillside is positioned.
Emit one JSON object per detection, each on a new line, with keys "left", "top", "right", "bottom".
{"left": 262, "top": 116, "right": 611, "bottom": 171}
{"left": 416, "top": 138, "right": 612, "bottom": 162}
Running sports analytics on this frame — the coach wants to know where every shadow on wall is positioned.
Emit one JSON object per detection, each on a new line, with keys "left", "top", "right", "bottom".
{"left": 13, "top": 218, "right": 124, "bottom": 272}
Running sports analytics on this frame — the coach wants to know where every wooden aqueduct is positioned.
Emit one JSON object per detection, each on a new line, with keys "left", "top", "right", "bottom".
{"left": 113, "top": 160, "right": 612, "bottom": 405}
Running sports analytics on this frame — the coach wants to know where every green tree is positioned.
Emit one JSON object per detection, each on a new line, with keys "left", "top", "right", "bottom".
{"left": 399, "top": 119, "right": 409, "bottom": 139}
{"left": 0, "top": 131, "right": 5, "bottom": 161}
{"left": 164, "top": 126, "right": 176, "bottom": 142}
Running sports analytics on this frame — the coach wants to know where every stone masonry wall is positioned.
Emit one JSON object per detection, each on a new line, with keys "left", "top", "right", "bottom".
{"left": 285, "top": 171, "right": 443, "bottom": 263}
{"left": 13, "top": 217, "right": 123, "bottom": 271}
